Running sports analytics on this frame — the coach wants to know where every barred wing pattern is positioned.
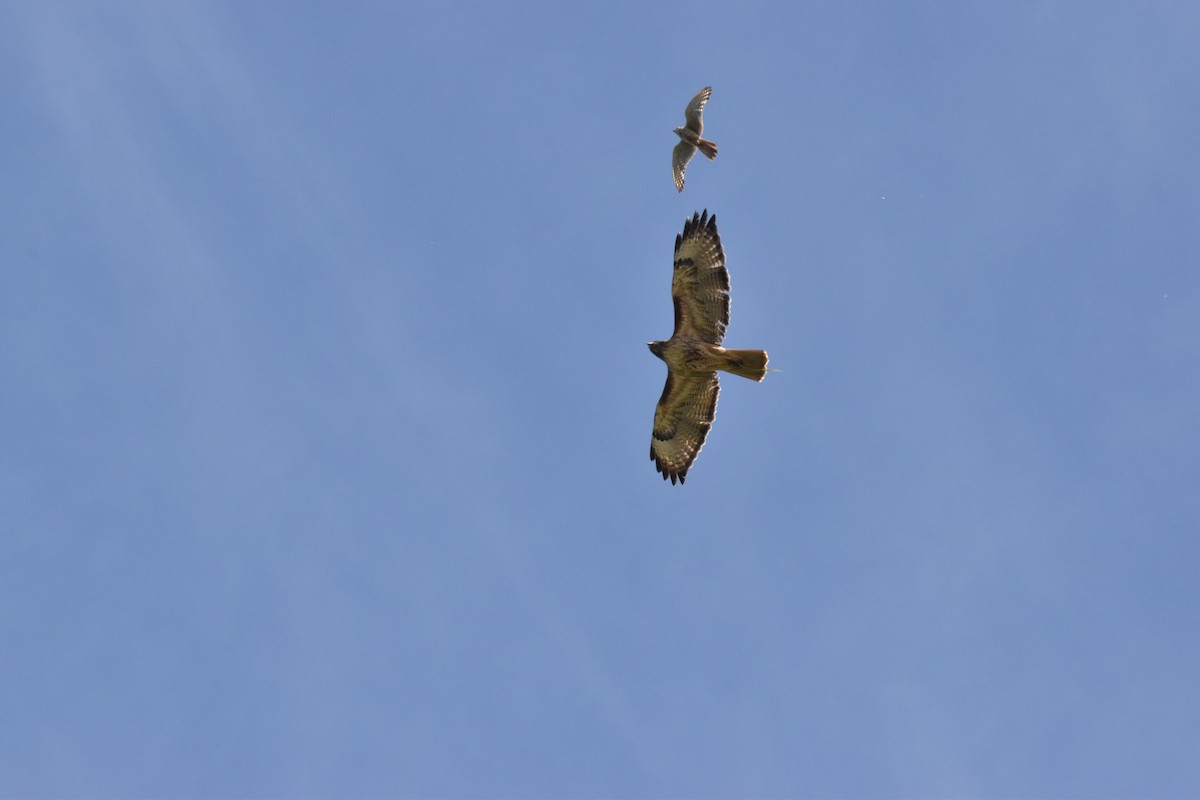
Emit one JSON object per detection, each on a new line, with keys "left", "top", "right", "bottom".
{"left": 672, "top": 86, "right": 714, "bottom": 192}
{"left": 672, "top": 210, "right": 730, "bottom": 344}
{"left": 671, "top": 142, "right": 697, "bottom": 193}
{"left": 651, "top": 371, "right": 720, "bottom": 485}
{"left": 649, "top": 210, "right": 733, "bottom": 484}
{"left": 683, "top": 86, "right": 711, "bottom": 134}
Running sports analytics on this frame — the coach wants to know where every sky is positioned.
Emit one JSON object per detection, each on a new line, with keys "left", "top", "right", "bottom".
{"left": 2, "top": 1, "right": 1199, "bottom": 797}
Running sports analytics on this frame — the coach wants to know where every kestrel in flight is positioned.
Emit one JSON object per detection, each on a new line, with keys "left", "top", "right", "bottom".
{"left": 648, "top": 210, "right": 769, "bottom": 485}
{"left": 672, "top": 87, "right": 718, "bottom": 192}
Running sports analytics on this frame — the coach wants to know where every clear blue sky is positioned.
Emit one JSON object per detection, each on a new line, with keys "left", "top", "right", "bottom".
{"left": 3, "top": 2, "right": 1199, "bottom": 797}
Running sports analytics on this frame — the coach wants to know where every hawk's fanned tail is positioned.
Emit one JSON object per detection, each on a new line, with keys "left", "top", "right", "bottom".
{"left": 721, "top": 349, "right": 768, "bottom": 381}
{"left": 696, "top": 138, "right": 718, "bottom": 160}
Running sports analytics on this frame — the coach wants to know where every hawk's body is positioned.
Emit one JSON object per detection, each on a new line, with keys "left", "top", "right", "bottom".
{"left": 648, "top": 210, "right": 768, "bottom": 485}
{"left": 672, "top": 87, "right": 718, "bottom": 192}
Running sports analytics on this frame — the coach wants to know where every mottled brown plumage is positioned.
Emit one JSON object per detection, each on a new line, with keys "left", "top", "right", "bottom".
{"left": 648, "top": 211, "right": 768, "bottom": 484}
{"left": 672, "top": 86, "right": 718, "bottom": 192}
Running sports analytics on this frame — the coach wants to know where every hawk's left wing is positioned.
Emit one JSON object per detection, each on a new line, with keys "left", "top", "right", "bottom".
{"left": 683, "top": 86, "right": 712, "bottom": 134}
{"left": 672, "top": 210, "right": 730, "bottom": 344}
{"left": 651, "top": 370, "right": 720, "bottom": 485}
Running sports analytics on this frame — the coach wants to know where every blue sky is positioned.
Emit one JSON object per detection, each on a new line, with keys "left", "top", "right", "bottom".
{"left": 3, "top": 1, "right": 1199, "bottom": 797}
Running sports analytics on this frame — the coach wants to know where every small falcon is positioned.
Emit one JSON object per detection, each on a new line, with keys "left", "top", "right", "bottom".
{"left": 672, "top": 86, "right": 718, "bottom": 192}
{"left": 648, "top": 210, "right": 768, "bottom": 484}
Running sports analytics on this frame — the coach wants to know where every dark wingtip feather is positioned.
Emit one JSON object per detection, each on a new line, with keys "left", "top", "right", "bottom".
{"left": 652, "top": 452, "right": 687, "bottom": 486}
{"left": 679, "top": 209, "right": 720, "bottom": 246}
{"left": 681, "top": 209, "right": 710, "bottom": 244}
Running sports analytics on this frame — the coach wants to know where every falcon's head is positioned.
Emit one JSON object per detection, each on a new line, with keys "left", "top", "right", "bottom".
{"left": 647, "top": 341, "right": 667, "bottom": 360}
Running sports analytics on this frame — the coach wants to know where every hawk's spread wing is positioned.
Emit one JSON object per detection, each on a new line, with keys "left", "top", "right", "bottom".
{"left": 683, "top": 86, "right": 712, "bottom": 134}
{"left": 672, "top": 142, "right": 697, "bottom": 192}
{"left": 672, "top": 210, "right": 730, "bottom": 344}
{"left": 651, "top": 370, "right": 720, "bottom": 485}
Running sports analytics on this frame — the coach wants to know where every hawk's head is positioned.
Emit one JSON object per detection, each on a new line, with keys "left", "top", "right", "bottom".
{"left": 647, "top": 341, "right": 667, "bottom": 360}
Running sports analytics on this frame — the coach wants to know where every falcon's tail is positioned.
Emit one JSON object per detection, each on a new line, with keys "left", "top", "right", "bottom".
{"left": 722, "top": 349, "right": 769, "bottom": 382}
{"left": 697, "top": 138, "right": 718, "bottom": 160}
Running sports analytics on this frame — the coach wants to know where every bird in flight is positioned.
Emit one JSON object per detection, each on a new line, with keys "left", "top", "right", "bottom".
{"left": 648, "top": 210, "right": 768, "bottom": 484}
{"left": 672, "top": 86, "right": 718, "bottom": 192}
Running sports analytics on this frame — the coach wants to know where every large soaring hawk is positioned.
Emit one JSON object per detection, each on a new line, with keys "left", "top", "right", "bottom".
{"left": 672, "top": 87, "right": 718, "bottom": 192}
{"left": 648, "top": 210, "right": 768, "bottom": 484}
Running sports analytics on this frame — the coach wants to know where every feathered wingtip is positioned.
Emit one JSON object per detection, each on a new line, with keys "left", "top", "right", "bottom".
{"left": 676, "top": 209, "right": 718, "bottom": 252}
{"left": 650, "top": 446, "right": 687, "bottom": 485}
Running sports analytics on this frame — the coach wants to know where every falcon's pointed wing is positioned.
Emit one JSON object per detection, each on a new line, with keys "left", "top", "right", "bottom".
{"left": 683, "top": 86, "right": 712, "bottom": 134}
{"left": 672, "top": 141, "right": 697, "bottom": 192}
{"left": 672, "top": 210, "right": 730, "bottom": 344}
{"left": 650, "top": 370, "right": 720, "bottom": 485}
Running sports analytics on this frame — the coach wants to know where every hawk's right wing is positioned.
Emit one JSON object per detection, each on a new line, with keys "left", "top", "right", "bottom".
{"left": 651, "top": 370, "right": 720, "bottom": 485}
{"left": 672, "top": 141, "right": 697, "bottom": 192}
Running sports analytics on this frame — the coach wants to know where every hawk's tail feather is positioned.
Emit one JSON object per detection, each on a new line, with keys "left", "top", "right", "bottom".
{"left": 697, "top": 138, "right": 718, "bottom": 160}
{"left": 722, "top": 349, "right": 769, "bottom": 382}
